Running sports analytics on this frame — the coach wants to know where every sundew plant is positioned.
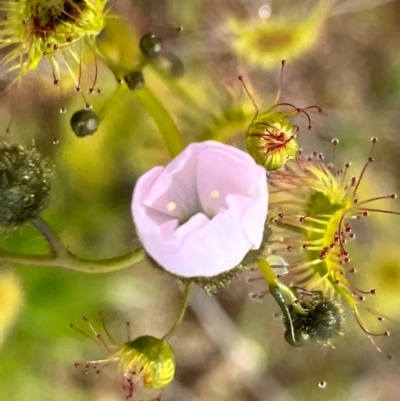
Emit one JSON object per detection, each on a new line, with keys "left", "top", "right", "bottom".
{"left": 1, "top": 1, "right": 400, "bottom": 400}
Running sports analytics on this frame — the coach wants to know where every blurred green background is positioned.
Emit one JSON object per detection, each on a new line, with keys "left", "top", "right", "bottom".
{"left": 1, "top": 0, "right": 400, "bottom": 400}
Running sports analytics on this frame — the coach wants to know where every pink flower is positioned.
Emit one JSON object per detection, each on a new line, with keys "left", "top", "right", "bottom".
{"left": 131, "top": 141, "right": 268, "bottom": 277}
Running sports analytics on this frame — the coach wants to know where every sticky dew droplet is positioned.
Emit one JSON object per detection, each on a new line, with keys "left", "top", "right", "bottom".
{"left": 318, "top": 381, "right": 327, "bottom": 389}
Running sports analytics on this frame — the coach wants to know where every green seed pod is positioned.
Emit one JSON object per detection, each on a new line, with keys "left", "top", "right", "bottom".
{"left": 0, "top": 143, "right": 52, "bottom": 227}
{"left": 284, "top": 290, "right": 344, "bottom": 345}
{"left": 124, "top": 70, "right": 145, "bottom": 91}
{"left": 139, "top": 33, "right": 163, "bottom": 58}
{"left": 70, "top": 109, "right": 99, "bottom": 137}
{"left": 246, "top": 111, "right": 299, "bottom": 171}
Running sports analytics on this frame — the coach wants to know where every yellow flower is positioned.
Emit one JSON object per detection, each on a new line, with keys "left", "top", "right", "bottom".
{"left": 264, "top": 139, "right": 397, "bottom": 347}
{"left": 0, "top": 270, "right": 24, "bottom": 344}
{"left": 228, "top": 1, "right": 333, "bottom": 68}
{"left": 0, "top": 0, "right": 107, "bottom": 84}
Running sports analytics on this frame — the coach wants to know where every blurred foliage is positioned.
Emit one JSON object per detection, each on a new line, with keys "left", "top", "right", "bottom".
{"left": 1, "top": 0, "right": 400, "bottom": 400}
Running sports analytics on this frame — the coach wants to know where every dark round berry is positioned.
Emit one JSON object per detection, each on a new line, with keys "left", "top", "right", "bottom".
{"left": 124, "top": 70, "right": 145, "bottom": 91}
{"left": 160, "top": 52, "right": 185, "bottom": 77}
{"left": 0, "top": 143, "right": 52, "bottom": 227}
{"left": 70, "top": 109, "right": 99, "bottom": 137}
{"left": 139, "top": 33, "right": 162, "bottom": 58}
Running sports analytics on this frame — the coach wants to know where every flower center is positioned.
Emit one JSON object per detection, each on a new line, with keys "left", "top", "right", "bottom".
{"left": 165, "top": 187, "right": 223, "bottom": 226}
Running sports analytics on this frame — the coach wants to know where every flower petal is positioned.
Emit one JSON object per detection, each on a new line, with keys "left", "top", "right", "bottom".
{"left": 132, "top": 141, "right": 268, "bottom": 278}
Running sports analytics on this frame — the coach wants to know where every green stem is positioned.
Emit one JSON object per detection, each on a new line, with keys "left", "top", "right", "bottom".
{"left": 31, "top": 217, "right": 69, "bottom": 258}
{"left": 148, "top": 62, "right": 209, "bottom": 118}
{"left": 89, "top": 37, "right": 185, "bottom": 158}
{"left": 0, "top": 247, "right": 145, "bottom": 274}
{"left": 88, "top": 36, "right": 127, "bottom": 80}
{"left": 257, "top": 258, "right": 307, "bottom": 346}
{"left": 96, "top": 83, "right": 129, "bottom": 121}
{"left": 257, "top": 258, "right": 305, "bottom": 314}
{"left": 162, "top": 282, "right": 193, "bottom": 340}
{"left": 134, "top": 86, "right": 185, "bottom": 158}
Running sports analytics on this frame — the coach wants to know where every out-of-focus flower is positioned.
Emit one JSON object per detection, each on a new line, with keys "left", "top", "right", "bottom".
{"left": 228, "top": 1, "right": 333, "bottom": 68}
{"left": 0, "top": 270, "right": 24, "bottom": 345}
{"left": 0, "top": 143, "right": 52, "bottom": 227}
{"left": 0, "top": 0, "right": 107, "bottom": 84}
{"left": 132, "top": 141, "right": 268, "bottom": 278}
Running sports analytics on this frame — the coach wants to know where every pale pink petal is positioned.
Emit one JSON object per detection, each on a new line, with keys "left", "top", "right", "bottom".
{"left": 131, "top": 141, "right": 268, "bottom": 278}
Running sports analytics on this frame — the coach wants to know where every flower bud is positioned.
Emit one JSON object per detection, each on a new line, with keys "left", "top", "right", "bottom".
{"left": 158, "top": 52, "right": 185, "bottom": 77}
{"left": 117, "top": 335, "right": 175, "bottom": 389}
{"left": 70, "top": 109, "right": 99, "bottom": 137}
{"left": 139, "top": 34, "right": 163, "bottom": 58}
{"left": 124, "top": 70, "right": 145, "bottom": 91}
{"left": 246, "top": 111, "right": 299, "bottom": 171}
{"left": 0, "top": 143, "right": 52, "bottom": 227}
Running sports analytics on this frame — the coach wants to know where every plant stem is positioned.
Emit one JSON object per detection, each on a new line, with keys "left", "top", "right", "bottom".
{"left": 89, "top": 37, "right": 127, "bottom": 80}
{"left": 162, "top": 282, "right": 193, "bottom": 340}
{"left": 257, "top": 258, "right": 305, "bottom": 314}
{"left": 0, "top": 247, "right": 145, "bottom": 274}
{"left": 148, "top": 63, "right": 209, "bottom": 118}
{"left": 257, "top": 258, "right": 307, "bottom": 346}
{"left": 97, "top": 84, "right": 129, "bottom": 121}
{"left": 31, "top": 217, "right": 69, "bottom": 258}
{"left": 89, "top": 37, "right": 185, "bottom": 158}
{"left": 134, "top": 87, "right": 184, "bottom": 158}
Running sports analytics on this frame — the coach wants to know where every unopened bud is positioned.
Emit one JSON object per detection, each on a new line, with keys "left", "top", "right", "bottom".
{"left": 118, "top": 335, "right": 175, "bottom": 389}
{"left": 0, "top": 143, "right": 52, "bottom": 227}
